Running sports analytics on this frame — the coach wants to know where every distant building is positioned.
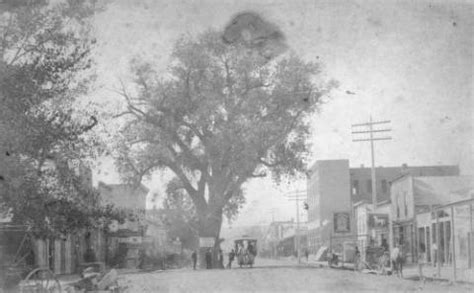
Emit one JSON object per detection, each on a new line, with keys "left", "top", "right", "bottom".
{"left": 260, "top": 220, "right": 310, "bottom": 257}
{"left": 262, "top": 220, "right": 295, "bottom": 257}
{"left": 98, "top": 182, "right": 149, "bottom": 269}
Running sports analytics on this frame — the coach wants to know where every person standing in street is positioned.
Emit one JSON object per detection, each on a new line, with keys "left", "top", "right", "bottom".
{"left": 191, "top": 250, "right": 197, "bottom": 270}
{"left": 391, "top": 244, "right": 403, "bottom": 278}
{"left": 431, "top": 243, "right": 438, "bottom": 267}
{"left": 227, "top": 249, "right": 235, "bottom": 269}
{"left": 205, "top": 248, "right": 212, "bottom": 269}
{"left": 218, "top": 249, "right": 224, "bottom": 269}
{"left": 353, "top": 246, "right": 361, "bottom": 271}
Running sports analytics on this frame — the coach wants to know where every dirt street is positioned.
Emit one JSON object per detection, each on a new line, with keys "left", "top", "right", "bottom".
{"left": 118, "top": 258, "right": 473, "bottom": 292}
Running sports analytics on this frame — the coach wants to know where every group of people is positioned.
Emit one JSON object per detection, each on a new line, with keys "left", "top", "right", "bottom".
{"left": 191, "top": 248, "right": 237, "bottom": 270}
{"left": 351, "top": 243, "right": 404, "bottom": 277}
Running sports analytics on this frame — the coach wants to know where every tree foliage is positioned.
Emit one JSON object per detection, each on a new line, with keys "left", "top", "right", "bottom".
{"left": 116, "top": 30, "right": 333, "bottom": 239}
{"left": 0, "top": 0, "right": 121, "bottom": 238}
{"left": 159, "top": 177, "right": 199, "bottom": 249}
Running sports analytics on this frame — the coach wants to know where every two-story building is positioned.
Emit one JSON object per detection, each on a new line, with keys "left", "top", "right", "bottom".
{"left": 390, "top": 175, "right": 473, "bottom": 265}
{"left": 98, "top": 182, "right": 149, "bottom": 268}
{"left": 306, "top": 160, "right": 353, "bottom": 254}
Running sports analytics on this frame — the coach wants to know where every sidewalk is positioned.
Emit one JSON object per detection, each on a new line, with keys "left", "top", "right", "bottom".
{"left": 303, "top": 256, "right": 474, "bottom": 285}
{"left": 402, "top": 264, "right": 474, "bottom": 284}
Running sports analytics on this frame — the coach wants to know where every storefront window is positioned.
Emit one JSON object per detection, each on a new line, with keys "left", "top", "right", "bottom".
{"left": 381, "top": 180, "right": 388, "bottom": 194}
{"left": 426, "top": 227, "right": 431, "bottom": 262}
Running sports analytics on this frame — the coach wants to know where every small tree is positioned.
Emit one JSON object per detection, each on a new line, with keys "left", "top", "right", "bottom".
{"left": 116, "top": 30, "right": 333, "bottom": 252}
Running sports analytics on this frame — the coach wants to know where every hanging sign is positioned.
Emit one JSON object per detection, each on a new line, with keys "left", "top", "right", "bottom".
{"left": 199, "top": 237, "right": 215, "bottom": 247}
{"left": 334, "top": 212, "right": 351, "bottom": 233}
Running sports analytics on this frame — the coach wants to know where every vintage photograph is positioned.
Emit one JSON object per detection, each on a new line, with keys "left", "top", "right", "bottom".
{"left": 0, "top": 0, "right": 473, "bottom": 292}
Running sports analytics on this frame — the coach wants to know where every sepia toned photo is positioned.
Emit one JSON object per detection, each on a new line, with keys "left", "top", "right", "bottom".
{"left": 0, "top": 0, "right": 473, "bottom": 292}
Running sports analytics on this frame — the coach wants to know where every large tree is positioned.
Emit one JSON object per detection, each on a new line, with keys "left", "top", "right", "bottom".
{"left": 0, "top": 0, "right": 122, "bottom": 238}
{"left": 116, "top": 31, "right": 333, "bottom": 248}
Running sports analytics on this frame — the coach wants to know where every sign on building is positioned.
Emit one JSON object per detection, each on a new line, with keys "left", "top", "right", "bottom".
{"left": 367, "top": 213, "right": 389, "bottom": 229}
{"left": 199, "top": 237, "right": 215, "bottom": 247}
{"left": 334, "top": 212, "right": 351, "bottom": 233}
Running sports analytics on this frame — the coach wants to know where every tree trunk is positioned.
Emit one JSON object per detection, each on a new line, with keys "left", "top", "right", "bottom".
{"left": 196, "top": 206, "right": 223, "bottom": 269}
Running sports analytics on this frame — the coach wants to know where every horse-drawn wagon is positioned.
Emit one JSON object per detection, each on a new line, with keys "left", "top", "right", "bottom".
{"left": 234, "top": 238, "right": 257, "bottom": 268}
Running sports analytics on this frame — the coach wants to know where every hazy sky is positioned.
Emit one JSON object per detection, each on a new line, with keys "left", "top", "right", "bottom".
{"left": 91, "top": 0, "right": 473, "bottom": 227}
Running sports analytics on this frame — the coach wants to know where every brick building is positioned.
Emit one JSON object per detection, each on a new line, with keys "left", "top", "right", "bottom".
{"left": 306, "top": 159, "right": 459, "bottom": 254}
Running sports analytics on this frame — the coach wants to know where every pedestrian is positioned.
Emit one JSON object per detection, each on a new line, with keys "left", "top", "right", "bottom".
{"left": 418, "top": 244, "right": 426, "bottom": 282}
{"left": 227, "top": 249, "right": 235, "bottom": 269}
{"left": 191, "top": 250, "right": 197, "bottom": 270}
{"left": 205, "top": 248, "right": 212, "bottom": 269}
{"left": 391, "top": 244, "right": 403, "bottom": 278}
{"left": 431, "top": 243, "right": 438, "bottom": 267}
{"left": 353, "top": 246, "right": 361, "bottom": 271}
{"left": 381, "top": 239, "right": 389, "bottom": 252}
{"left": 218, "top": 249, "right": 224, "bottom": 269}
{"left": 304, "top": 249, "right": 309, "bottom": 262}
{"left": 248, "top": 242, "right": 254, "bottom": 256}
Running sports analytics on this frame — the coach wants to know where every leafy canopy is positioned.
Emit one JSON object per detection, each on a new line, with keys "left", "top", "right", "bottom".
{"left": 116, "top": 30, "right": 333, "bottom": 224}
{"left": 0, "top": 0, "right": 121, "bottom": 237}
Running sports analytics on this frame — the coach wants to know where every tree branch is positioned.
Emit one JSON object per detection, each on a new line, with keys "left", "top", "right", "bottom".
{"left": 258, "top": 158, "right": 283, "bottom": 168}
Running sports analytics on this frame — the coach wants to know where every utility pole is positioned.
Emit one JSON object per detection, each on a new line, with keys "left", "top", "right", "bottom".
{"left": 285, "top": 190, "right": 307, "bottom": 264}
{"left": 268, "top": 208, "right": 277, "bottom": 223}
{"left": 352, "top": 117, "right": 391, "bottom": 209}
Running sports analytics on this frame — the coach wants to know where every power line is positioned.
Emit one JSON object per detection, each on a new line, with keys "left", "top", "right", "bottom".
{"left": 284, "top": 190, "right": 307, "bottom": 265}
{"left": 351, "top": 117, "right": 392, "bottom": 209}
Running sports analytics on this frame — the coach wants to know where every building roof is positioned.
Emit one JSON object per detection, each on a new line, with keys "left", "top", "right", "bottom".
{"left": 351, "top": 164, "right": 459, "bottom": 203}
{"left": 413, "top": 176, "right": 474, "bottom": 206}
{"left": 98, "top": 181, "right": 149, "bottom": 210}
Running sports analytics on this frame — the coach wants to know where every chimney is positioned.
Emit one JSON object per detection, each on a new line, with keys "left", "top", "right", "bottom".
{"left": 401, "top": 163, "right": 409, "bottom": 175}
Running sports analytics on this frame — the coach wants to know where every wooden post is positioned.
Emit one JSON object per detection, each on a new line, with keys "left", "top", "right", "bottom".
{"left": 436, "top": 210, "right": 441, "bottom": 277}
{"left": 444, "top": 221, "right": 449, "bottom": 266}
{"left": 389, "top": 210, "right": 394, "bottom": 271}
{"left": 451, "top": 206, "right": 456, "bottom": 282}
{"left": 470, "top": 203, "right": 473, "bottom": 269}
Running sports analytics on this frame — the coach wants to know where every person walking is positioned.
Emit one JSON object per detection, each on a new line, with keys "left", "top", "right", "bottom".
{"left": 227, "top": 249, "right": 235, "bottom": 269}
{"left": 191, "top": 250, "right": 197, "bottom": 270}
{"left": 205, "top": 248, "right": 212, "bottom": 269}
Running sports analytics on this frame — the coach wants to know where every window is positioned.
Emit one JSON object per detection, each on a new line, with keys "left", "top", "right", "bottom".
{"left": 367, "top": 180, "right": 372, "bottom": 193}
{"left": 404, "top": 192, "right": 408, "bottom": 217}
{"left": 381, "top": 180, "right": 388, "bottom": 194}
{"left": 352, "top": 180, "right": 359, "bottom": 195}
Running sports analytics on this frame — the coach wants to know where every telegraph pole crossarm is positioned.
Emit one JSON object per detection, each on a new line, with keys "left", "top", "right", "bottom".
{"left": 351, "top": 117, "right": 392, "bottom": 210}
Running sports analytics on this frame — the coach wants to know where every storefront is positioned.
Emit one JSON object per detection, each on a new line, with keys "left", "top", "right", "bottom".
{"left": 392, "top": 219, "right": 416, "bottom": 264}
{"left": 416, "top": 210, "right": 452, "bottom": 266}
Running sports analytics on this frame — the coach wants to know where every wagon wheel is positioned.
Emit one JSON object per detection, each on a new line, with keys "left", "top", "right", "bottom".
{"left": 20, "top": 267, "right": 61, "bottom": 293}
